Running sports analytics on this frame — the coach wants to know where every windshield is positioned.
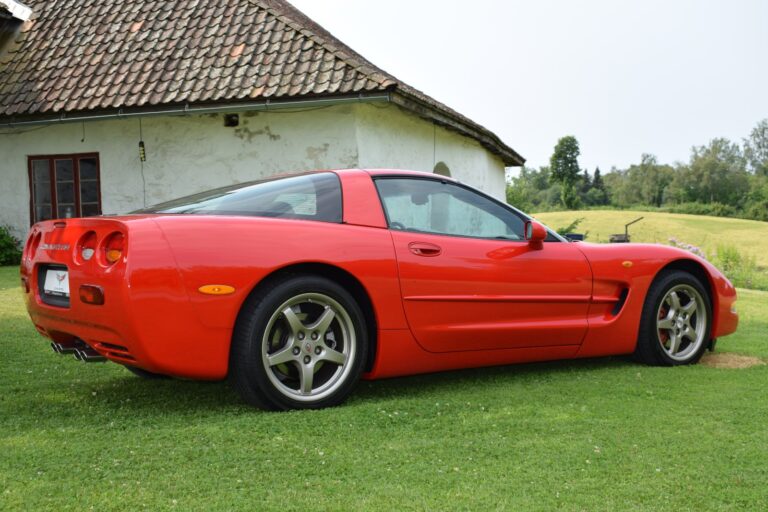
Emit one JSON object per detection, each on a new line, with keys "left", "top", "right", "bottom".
{"left": 134, "top": 172, "right": 343, "bottom": 223}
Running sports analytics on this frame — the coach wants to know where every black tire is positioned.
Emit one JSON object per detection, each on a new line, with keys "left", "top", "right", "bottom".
{"left": 123, "top": 365, "right": 169, "bottom": 379}
{"left": 634, "top": 269, "right": 712, "bottom": 366}
{"left": 229, "top": 274, "right": 368, "bottom": 410}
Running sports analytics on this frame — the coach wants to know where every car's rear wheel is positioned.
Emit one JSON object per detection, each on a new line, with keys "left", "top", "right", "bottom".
{"left": 635, "top": 270, "right": 711, "bottom": 366}
{"left": 230, "top": 275, "right": 367, "bottom": 410}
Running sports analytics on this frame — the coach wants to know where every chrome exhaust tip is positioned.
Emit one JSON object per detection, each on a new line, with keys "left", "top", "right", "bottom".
{"left": 74, "top": 348, "right": 107, "bottom": 363}
{"left": 52, "top": 341, "right": 84, "bottom": 355}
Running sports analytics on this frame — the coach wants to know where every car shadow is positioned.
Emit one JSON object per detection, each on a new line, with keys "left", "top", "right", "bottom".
{"left": 81, "top": 355, "right": 634, "bottom": 414}
{"left": 12, "top": 355, "right": 634, "bottom": 424}
{"left": 351, "top": 356, "right": 635, "bottom": 404}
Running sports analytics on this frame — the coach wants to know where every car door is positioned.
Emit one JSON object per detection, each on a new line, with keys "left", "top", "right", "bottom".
{"left": 374, "top": 176, "right": 592, "bottom": 353}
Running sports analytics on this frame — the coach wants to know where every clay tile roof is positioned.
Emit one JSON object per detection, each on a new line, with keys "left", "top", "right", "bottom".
{"left": 0, "top": 0, "right": 523, "bottom": 165}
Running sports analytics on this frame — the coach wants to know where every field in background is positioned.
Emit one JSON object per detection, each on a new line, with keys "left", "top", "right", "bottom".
{"left": 1, "top": 265, "right": 767, "bottom": 510}
{"left": 533, "top": 210, "right": 768, "bottom": 267}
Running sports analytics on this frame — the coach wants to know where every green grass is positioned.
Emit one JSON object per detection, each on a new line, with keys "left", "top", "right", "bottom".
{"left": 1, "top": 265, "right": 767, "bottom": 510}
{"left": 533, "top": 210, "right": 768, "bottom": 266}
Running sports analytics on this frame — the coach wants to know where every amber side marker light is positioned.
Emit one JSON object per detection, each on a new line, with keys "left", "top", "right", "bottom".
{"left": 198, "top": 285, "right": 236, "bottom": 296}
{"left": 80, "top": 285, "right": 105, "bottom": 305}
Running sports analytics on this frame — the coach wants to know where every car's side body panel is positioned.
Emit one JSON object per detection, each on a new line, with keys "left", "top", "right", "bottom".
{"left": 389, "top": 230, "right": 593, "bottom": 352}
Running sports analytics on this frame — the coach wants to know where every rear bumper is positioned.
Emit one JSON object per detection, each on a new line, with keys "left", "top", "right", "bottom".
{"left": 24, "top": 277, "right": 232, "bottom": 379}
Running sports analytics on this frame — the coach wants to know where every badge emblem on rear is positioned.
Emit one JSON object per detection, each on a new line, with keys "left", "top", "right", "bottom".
{"left": 41, "top": 243, "right": 70, "bottom": 251}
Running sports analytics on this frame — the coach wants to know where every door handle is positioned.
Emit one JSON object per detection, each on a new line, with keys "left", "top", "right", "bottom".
{"left": 408, "top": 242, "right": 442, "bottom": 257}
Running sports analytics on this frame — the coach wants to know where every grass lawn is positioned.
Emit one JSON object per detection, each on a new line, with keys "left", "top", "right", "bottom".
{"left": 533, "top": 210, "right": 768, "bottom": 267}
{"left": 1, "top": 265, "right": 767, "bottom": 511}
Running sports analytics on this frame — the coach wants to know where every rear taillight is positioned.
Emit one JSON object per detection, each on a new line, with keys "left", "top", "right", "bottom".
{"left": 101, "top": 232, "right": 125, "bottom": 265}
{"left": 75, "top": 231, "right": 98, "bottom": 264}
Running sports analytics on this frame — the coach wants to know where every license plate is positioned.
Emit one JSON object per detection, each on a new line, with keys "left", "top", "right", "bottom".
{"left": 43, "top": 268, "right": 70, "bottom": 297}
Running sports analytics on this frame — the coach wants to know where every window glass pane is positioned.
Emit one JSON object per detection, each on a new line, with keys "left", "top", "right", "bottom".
{"left": 34, "top": 180, "right": 51, "bottom": 205}
{"left": 57, "top": 182, "right": 75, "bottom": 204}
{"left": 79, "top": 158, "right": 98, "bottom": 180}
{"left": 36, "top": 205, "right": 52, "bottom": 221}
{"left": 80, "top": 181, "right": 98, "bottom": 203}
{"left": 58, "top": 204, "right": 76, "bottom": 218}
{"left": 375, "top": 178, "right": 525, "bottom": 239}
{"left": 32, "top": 160, "right": 50, "bottom": 183}
{"left": 137, "top": 173, "right": 342, "bottom": 223}
{"left": 55, "top": 159, "right": 74, "bottom": 181}
{"left": 81, "top": 204, "right": 101, "bottom": 217}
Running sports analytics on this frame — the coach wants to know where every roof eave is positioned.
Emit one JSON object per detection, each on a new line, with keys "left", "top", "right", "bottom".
{"left": 390, "top": 90, "right": 525, "bottom": 167}
{"left": 0, "top": 0, "right": 31, "bottom": 21}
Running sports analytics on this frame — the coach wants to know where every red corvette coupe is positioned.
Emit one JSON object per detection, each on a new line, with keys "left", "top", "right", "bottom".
{"left": 21, "top": 169, "right": 738, "bottom": 410}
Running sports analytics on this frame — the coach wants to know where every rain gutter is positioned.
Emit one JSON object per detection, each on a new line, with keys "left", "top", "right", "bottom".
{"left": 0, "top": 92, "right": 392, "bottom": 129}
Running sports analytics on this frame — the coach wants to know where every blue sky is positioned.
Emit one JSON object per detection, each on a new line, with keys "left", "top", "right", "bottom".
{"left": 290, "top": 0, "right": 768, "bottom": 172}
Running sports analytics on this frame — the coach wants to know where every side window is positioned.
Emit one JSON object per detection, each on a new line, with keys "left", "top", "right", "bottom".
{"left": 375, "top": 178, "right": 525, "bottom": 239}
{"left": 139, "top": 172, "right": 342, "bottom": 223}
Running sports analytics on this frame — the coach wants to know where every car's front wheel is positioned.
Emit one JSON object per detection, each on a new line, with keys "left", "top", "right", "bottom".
{"left": 230, "top": 275, "right": 367, "bottom": 410}
{"left": 635, "top": 270, "right": 712, "bottom": 366}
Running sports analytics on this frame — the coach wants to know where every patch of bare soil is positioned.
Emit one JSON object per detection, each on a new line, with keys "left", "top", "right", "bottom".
{"left": 701, "top": 352, "right": 766, "bottom": 369}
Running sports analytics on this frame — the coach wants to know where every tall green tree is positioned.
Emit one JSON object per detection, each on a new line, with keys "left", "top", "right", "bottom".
{"left": 549, "top": 136, "right": 581, "bottom": 209}
{"left": 593, "top": 167, "right": 605, "bottom": 192}
{"left": 744, "top": 118, "right": 768, "bottom": 176}
{"left": 584, "top": 166, "right": 608, "bottom": 205}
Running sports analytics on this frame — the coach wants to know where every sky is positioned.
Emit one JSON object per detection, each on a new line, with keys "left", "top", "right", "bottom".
{"left": 290, "top": 0, "right": 768, "bottom": 172}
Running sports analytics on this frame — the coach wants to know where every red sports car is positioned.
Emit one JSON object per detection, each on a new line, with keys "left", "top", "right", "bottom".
{"left": 20, "top": 169, "right": 738, "bottom": 410}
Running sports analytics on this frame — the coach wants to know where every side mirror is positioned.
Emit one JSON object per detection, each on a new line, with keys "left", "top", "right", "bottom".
{"left": 524, "top": 220, "right": 547, "bottom": 243}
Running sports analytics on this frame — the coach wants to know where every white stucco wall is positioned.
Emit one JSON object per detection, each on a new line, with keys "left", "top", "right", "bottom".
{"left": 353, "top": 103, "right": 507, "bottom": 200}
{"left": 0, "top": 105, "right": 358, "bottom": 238}
{"left": 0, "top": 102, "right": 509, "bottom": 239}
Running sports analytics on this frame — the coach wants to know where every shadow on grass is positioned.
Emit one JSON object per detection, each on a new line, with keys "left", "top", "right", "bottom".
{"left": 21, "top": 355, "right": 633, "bottom": 419}
{"left": 353, "top": 356, "right": 633, "bottom": 404}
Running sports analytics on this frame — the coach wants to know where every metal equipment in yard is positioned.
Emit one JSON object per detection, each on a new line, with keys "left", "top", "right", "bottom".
{"left": 609, "top": 216, "right": 644, "bottom": 243}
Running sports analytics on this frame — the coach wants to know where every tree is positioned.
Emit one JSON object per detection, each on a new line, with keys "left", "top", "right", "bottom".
{"left": 670, "top": 138, "right": 749, "bottom": 206}
{"left": 549, "top": 136, "right": 581, "bottom": 209}
{"left": 586, "top": 166, "right": 608, "bottom": 205}
{"left": 629, "top": 154, "right": 674, "bottom": 207}
{"left": 744, "top": 118, "right": 768, "bottom": 176}
{"left": 593, "top": 167, "right": 605, "bottom": 192}
{"left": 506, "top": 166, "right": 562, "bottom": 212}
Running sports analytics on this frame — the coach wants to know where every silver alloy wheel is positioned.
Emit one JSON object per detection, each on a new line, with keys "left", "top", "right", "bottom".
{"left": 261, "top": 292, "right": 356, "bottom": 402}
{"left": 656, "top": 284, "right": 708, "bottom": 362}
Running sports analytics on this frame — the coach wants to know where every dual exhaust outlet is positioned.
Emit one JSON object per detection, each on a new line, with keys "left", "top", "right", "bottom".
{"left": 51, "top": 341, "right": 107, "bottom": 362}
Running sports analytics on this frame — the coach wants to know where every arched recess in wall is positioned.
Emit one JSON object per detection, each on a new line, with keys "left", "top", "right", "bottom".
{"left": 433, "top": 162, "right": 451, "bottom": 177}
{"left": 431, "top": 162, "right": 451, "bottom": 232}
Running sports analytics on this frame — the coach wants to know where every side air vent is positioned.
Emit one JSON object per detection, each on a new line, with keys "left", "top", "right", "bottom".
{"left": 611, "top": 288, "right": 629, "bottom": 316}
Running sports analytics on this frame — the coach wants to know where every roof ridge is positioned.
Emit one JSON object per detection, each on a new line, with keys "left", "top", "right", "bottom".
{"left": 250, "top": 0, "right": 397, "bottom": 89}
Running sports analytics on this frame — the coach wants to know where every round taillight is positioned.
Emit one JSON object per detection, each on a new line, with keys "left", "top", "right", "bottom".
{"left": 100, "top": 232, "right": 125, "bottom": 265}
{"left": 75, "top": 231, "right": 98, "bottom": 264}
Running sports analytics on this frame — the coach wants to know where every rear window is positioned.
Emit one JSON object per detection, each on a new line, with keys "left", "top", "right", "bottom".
{"left": 135, "top": 172, "right": 342, "bottom": 223}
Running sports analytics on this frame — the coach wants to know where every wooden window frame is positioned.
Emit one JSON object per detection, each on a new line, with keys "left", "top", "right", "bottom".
{"left": 27, "top": 153, "right": 102, "bottom": 225}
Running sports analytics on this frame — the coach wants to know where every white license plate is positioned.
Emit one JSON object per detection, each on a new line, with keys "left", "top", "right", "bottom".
{"left": 43, "top": 269, "right": 70, "bottom": 297}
